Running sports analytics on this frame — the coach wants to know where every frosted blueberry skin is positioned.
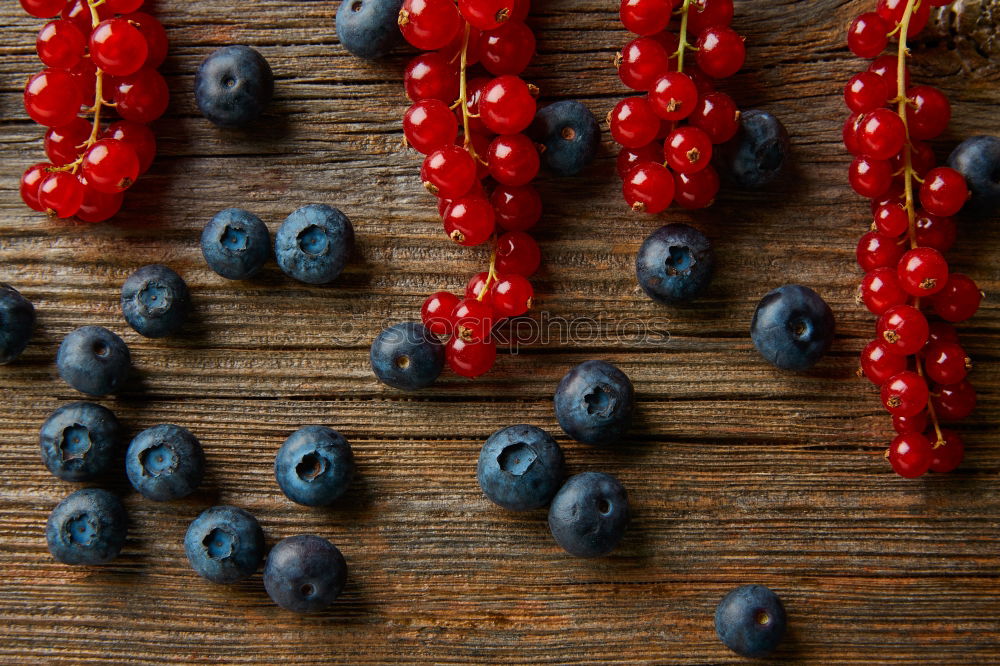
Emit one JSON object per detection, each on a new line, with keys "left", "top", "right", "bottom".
{"left": 528, "top": 100, "right": 601, "bottom": 177}
{"left": 56, "top": 326, "right": 131, "bottom": 396}
{"left": 263, "top": 535, "right": 348, "bottom": 613}
{"left": 477, "top": 425, "right": 566, "bottom": 511}
{"left": 636, "top": 223, "right": 714, "bottom": 305}
{"left": 39, "top": 402, "right": 120, "bottom": 482}
{"left": 751, "top": 285, "right": 835, "bottom": 372}
{"left": 201, "top": 208, "right": 271, "bottom": 280}
{"left": 547, "top": 472, "right": 629, "bottom": 558}
{"left": 0, "top": 283, "right": 35, "bottom": 364}
{"left": 275, "top": 204, "right": 355, "bottom": 285}
{"left": 46, "top": 488, "right": 127, "bottom": 565}
{"left": 195, "top": 45, "right": 274, "bottom": 128}
{"left": 715, "top": 109, "right": 790, "bottom": 188}
{"left": 274, "top": 426, "right": 355, "bottom": 507}
{"left": 335, "top": 0, "right": 404, "bottom": 59}
{"left": 121, "top": 264, "right": 190, "bottom": 338}
{"left": 948, "top": 135, "right": 1000, "bottom": 216}
{"left": 715, "top": 585, "right": 788, "bottom": 658}
{"left": 184, "top": 505, "right": 265, "bottom": 584}
{"left": 125, "top": 424, "right": 205, "bottom": 501}
{"left": 370, "top": 322, "right": 444, "bottom": 390}
{"left": 554, "top": 360, "right": 635, "bottom": 446}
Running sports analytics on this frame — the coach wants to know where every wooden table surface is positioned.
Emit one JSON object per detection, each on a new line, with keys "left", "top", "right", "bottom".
{"left": 1, "top": 0, "right": 998, "bottom": 663}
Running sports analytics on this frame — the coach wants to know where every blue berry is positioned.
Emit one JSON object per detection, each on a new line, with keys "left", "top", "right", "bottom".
{"left": 714, "top": 584, "right": 787, "bottom": 658}
{"left": 195, "top": 45, "right": 274, "bottom": 128}
{"left": 948, "top": 135, "right": 1000, "bottom": 216}
{"left": 120, "top": 264, "right": 189, "bottom": 338}
{"left": 39, "top": 402, "right": 120, "bottom": 482}
{"left": 716, "top": 109, "right": 790, "bottom": 188}
{"left": 636, "top": 223, "right": 714, "bottom": 305}
{"left": 201, "top": 208, "right": 271, "bottom": 280}
{"left": 184, "top": 505, "right": 265, "bottom": 584}
{"left": 547, "top": 472, "right": 629, "bottom": 558}
{"left": 554, "top": 360, "right": 634, "bottom": 446}
{"left": 0, "top": 283, "right": 34, "bottom": 364}
{"left": 336, "top": 0, "right": 404, "bottom": 59}
{"left": 263, "top": 535, "right": 348, "bottom": 613}
{"left": 274, "top": 426, "right": 355, "bottom": 507}
{"left": 46, "top": 488, "right": 127, "bottom": 565}
{"left": 370, "top": 322, "right": 444, "bottom": 390}
{"left": 751, "top": 284, "right": 835, "bottom": 371}
{"left": 56, "top": 326, "right": 131, "bottom": 396}
{"left": 275, "top": 204, "right": 354, "bottom": 285}
{"left": 477, "top": 425, "right": 565, "bottom": 511}
{"left": 125, "top": 424, "right": 205, "bottom": 501}
{"left": 528, "top": 100, "right": 601, "bottom": 177}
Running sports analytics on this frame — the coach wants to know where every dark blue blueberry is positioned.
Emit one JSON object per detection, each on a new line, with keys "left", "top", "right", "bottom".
{"left": 56, "top": 326, "right": 131, "bottom": 396}
{"left": 477, "top": 425, "right": 565, "bottom": 511}
{"left": 554, "top": 360, "right": 634, "bottom": 446}
{"left": 547, "top": 472, "right": 629, "bottom": 558}
{"left": 125, "top": 424, "right": 205, "bottom": 501}
{"left": 201, "top": 208, "right": 271, "bottom": 280}
{"left": 636, "top": 223, "right": 714, "bottom": 305}
{"left": 751, "top": 284, "right": 835, "bottom": 371}
{"left": 120, "top": 264, "right": 189, "bottom": 338}
{"left": 274, "top": 426, "right": 355, "bottom": 507}
{"left": 184, "top": 505, "right": 265, "bottom": 584}
{"left": 370, "top": 322, "right": 444, "bottom": 390}
{"left": 0, "top": 283, "right": 35, "bottom": 364}
{"left": 715, "top": 584, "right": 787, "bottom": 658}
{"left": 336, "top": 0, "right": 404, "bottom": 59}
{"left": 263, "top": 535, "right": 348, "bottom": 613}
{"left": 275, "top": 204, "right": 354, "bottom": 285}
{"left": 716, "top": 109, "right": 790, "bottom": 188}
{"left": 195, "top": 45, "right": 274, "bottom": 128}
{"left": 46, "top": 488, "right": 127, "bottom": 565}
{"left": 528, "top": 100, "right": 601, "bottom": 177}
{"left": 39, "top": 402, "right": 120, "bottom": 482}
{"left": 948, "top": 135, "right": 1000, "bottom": 216}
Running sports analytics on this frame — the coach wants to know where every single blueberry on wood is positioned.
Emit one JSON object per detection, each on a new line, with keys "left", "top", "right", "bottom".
{"left": 46, "top": 488, "right": 127, "bottom": 565}
{"left": 528, "top": 100, "right": 601, "bottom": 177}
{"left": 476, "top": 424, "right": 566, "bottom": 511}
{"left": 263, "top": 535, "right": 348, "bottom": 613}
{"left": 547, "top": 472, "right": 629, "bottom": 558}
{"left": 370, "top": 321, "right": 445, "bottom": 390}
{"left": 715, "top": 109, "right": 790, "bottom": 188}
{"left": 636, "top": 223, "right": 714, "bottom": 304}
{"left": 275, "top": 204, "right": 354, "bottom": 285}
{"left": 751, "top": 284, "right": 835, "bottom": 371}
{"left": 715, "top": 584, "right": 787, "bottom": 658}
{"left": 554, "top": 360, "right": 634, "bottom": 446}
{"left": 0, "top": 283, "right": 35, "bottom": 364}
{"left": 947, "top": 135, "right": 1000, "bottom": 216}
{"left": 336, "top": 0, "right": 404, "bottom": 59}
{"left": 184, "top": 505, "right": 265, "bottom": 584}
{"left": 56, "top": 326, "right": 131, "bottom": 396}
{"left": 201, "top": 208, "right": 271, "bottom": 280}
{"left": 39, "top": 401, "right": 120, "bottom": 482}
{"left": 195, "top": 45, "right": 274, "bottom": 128}
{"left": 274, "top": 425, "right": 355, "bottom": 507}
{"left": 125, "top": 424, "right": 205, "bottom": 501}
{"left": 120, "top": 264, "right": 190, "bottom": 338}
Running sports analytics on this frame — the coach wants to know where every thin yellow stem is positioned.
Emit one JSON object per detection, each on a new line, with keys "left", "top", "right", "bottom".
{"left": 675, "top": 0, "right": 694, "bottom": 72}
{"left": 476, "top": 240, "right": 499, "bottom": 301}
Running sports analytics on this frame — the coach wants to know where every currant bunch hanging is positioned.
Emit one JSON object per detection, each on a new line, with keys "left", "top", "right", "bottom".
{"left": 845, "top": 0, "right": 980, "bottom": 478}
{"left": 398, "top": 0, "right": 541, "bottom": 378}
{"left": 19, "top": 0, "right": 169, "bottom": 222}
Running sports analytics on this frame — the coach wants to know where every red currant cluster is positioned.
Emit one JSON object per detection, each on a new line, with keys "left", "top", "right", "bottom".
{"left": 398, "top": 0, "right": 541, "bottom": 378}
{"left": 611, "top": 0, "right": 744, "bottom": 213}
{"left": 845, "top": 0, "right": 980, "bottom": 478}
{"left": 18, "top": 0, "right": 168, "bottom": 222}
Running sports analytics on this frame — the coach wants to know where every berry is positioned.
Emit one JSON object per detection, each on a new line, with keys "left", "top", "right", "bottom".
{"left": 844, "top": 71, "right": 889, "bottom": 114}
{"left": 859, "top": 339, "right": 907, "bottom": 385}
{"left": 20, "top": 163, "right": 51, "bottom": 212}
{"left": 554, "top": 360, "right": 634, "bottom": 446}
{"left": 868, "top": 55, "right": 910, "bottom": 98}
{"left": 924, "top": 341, "right": 970, "bottom": 385}
{"left": 906, "top": 86, "right": 950, "bottom": 140}
{"left": 620, "top": 0, "right": 673, "bottom": 36}
{"left": 184, "top": 506, "right": 265, "bottom": 584}
{"left": 887, "top": 432, "right": 932, "bottom": 478}
{"left": 39, "top": 402, "right": 120, "bottom": 482}
{"left": 688, "top": 91, "right": 740, "bottom": 144}
{"left": 439, "top": 24, "right": 481, "bottom": 65}
{"left": 466, "top": 271, "right": 493, "bottom": 302}
{"left": 275, "top": 426, "right": 355, "bottom": 507}
{"left": 110, "top": 67, "right": 170, "bottom": 124}
{"left": 877, "top": 0, "right": 930, "bottom": 35}
{"left": 843, "top": 113, "right": 864, "bottom": 155}
{"left": 442, "top": 196, "right": 495, "bottom": 246}
{"left": 452, "top": 297, "right": 494, "bottom": 342}
{"left": 648, "top": 72, "right": 698, "bottom": 120}
{"left": 920, "top": 166, "right": 970, "bottom": 218}
{"left": 715, "top": 110, "right": 789, "bottom": 188}
{"left": 89, "top": 18, "right": 148, "bottom": 77}
{"left": 263, "top": 535, "right": 348, "bottom": 613}
{"left": 848, "top": 156, "right": 892, "bottom": 198}
{"left": 120, "top": 264, "right": 190, "bottom": 338}
{"left": 913, "top": 209, "right": 956, "bottom": 253}
{"left": 36, "top": 19, "right": 86, "bottom": 69}
{"left": 275, "top": 204, "right": 355, "bottom": 284}
{"left": 44, "top": 117, "right": 91, "bottom": 167}
{"left": 930, "top": 380, "right": 976, "bottom": 421}
{"left": 857, "top": 108, "right": 906, "bottom": 160}
{"left": 487, "top": 133, "right": 539, "bottom": 185}
{"left": 370, "top": 321, "right": 445, "bottom": 390}
{"left": 695, "top": 26, "right": 745, "bottom": 79}
{"left": 548, "top": 472, "right": 629, "bottom": 558}
{"left": 46, "top": 489, "right": 127, "bottom": 566}
{"left": 38, "top": 171, "right": 85, "bottom": 218}
{"left": 858, "top": 267, "right": 907, "bottom": 315}
{"left": 404, "top": 52, "right": 459, "bottom": 103}
{"left": 81, "top": 139, "right": 140, "bottom": 194}
{"left": 24, "top": 69, "right": 83, "bottom": 127}
{"left": 0, "top": 284, "right": 35, "bottom": 364}
{"left": 847, "top": 12, "right": 889, "bottom": 58}
{"left": 125, "top": 424, "right": 205, "bottom": 501}
{"left": 881, "top": 370, "right": 929, "bottom": 418}
{"left": 445, "top": 336, "right": 497, "bottom": 377}
{"left": 927, "top": 321, "right": 960, "bottom": 346}
{"left": 195, "top": 46, "right": 274, "bottom": 127}
{"left": 75, "top": 184, "right": 124, "bottom": 223}
{"left": 636, "top": 223, "right": 714, "bottom": 304}
{"left": 609, "top": 96, "right": 660, "bottom": 148}
{"left": 21, "top": 0, "right": 66, "bottom": 18}
{"left": 673, "top": 164, "right": 720, "bottom": 208}
{"left": 664, "top": 125, "right": 712, "bottom": 174}
{"left": 479, "top": 75, "right": 536, "bottom": 135}
{"left": 201, "top": 207, "right": 271, "bottom": 280}
{"left": 491, "top": 274, "right": 533, "bottom": 316}
{"left": 480, "top": 22, "right": 535, "bottom": 76}
{"left": 929, "top": 429, "right": 964, "bottom": 473}
{"left": 495, "top": 230, "right": 540, "bottom": 276}
{"left": 528, "top": 100, "right": 601, "bottom": 177}
{"left": 616, "top": 142, "right": 663, "bottom": 179}
{"left": 61, "top": 0, "right": 111, "bottom": 36}
{"left": 105, "top": 0, "right": 144, "bottom": 12}
{"left": 930, "top": 273, "right": 981, "bottom": 323}
{"left": 896, "top": 247, "right": 948, "bottom": 297}
{"left": 617, "top": 37, "right": 670, "bottom": 91}
{"left": 623, "top": 162, "right": 674, "bottom": 213}
{"left": 422, "top": 291, "right": 460, "bottom": 335}
{"left": 421, "top": 146, "right": 477, "bottom": 198}
{"left": 458, "top": 0, "right": 515, "bottom": 31}
{"left": 491, "top": 183, "right": 542, "bottom": 230}
{"left": 947, "top": 135, "right": 1000, "bottom": 216}
{"left": 477, "top": 424, "right": 565, "bottom": 511}
{"left": 877, "top": 304, "right": 928, "bottom": 355}
{"left": 714, "top": 585, "right": 787, "bottom": 658}
{"left": 404, "top": 99, "right": 459, "bottom": 155}
{"left": 57, "top": 326, "right": 131, "bottom": 396}
{"left": 122, "top": 11, "right": 168, "bottom": 68}
{"left": 751, "top": 285, "right": 836, "bottom": 371}
{"left": 893, "top": 140, "right": 936, "bottom": 179}
{"left": 336, "top": 0, "right": 404, "bottom": 59}
{"left": 686, "top": 0, "right": 734, "bottom": 35}
{"left": 893, "top": 411, "right": 927, "bottom": 435}
{"left": 873, "top": 201, "right": 909, "bottom": 237}
{"left": 398, "top": 0, "right": 461, "bottom": 49}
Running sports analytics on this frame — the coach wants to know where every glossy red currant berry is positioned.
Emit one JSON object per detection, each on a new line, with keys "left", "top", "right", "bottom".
{"left": 69, "top": 57, "right": 97, "bottom": 106}
{"left": 620, "top": 0, "right": 674, "bottom": 36}
{"left": 881, "top": 370, "right": 929, "bottom": 418}
{"left": 868, "top": 55, "right": 910, "bottom": 98}
{"left": 856, "top": 108, "right": 905, "bottom": 160}
{"left": 877, "top": 304, "right": 929, "bottom": 355}
{"left": 75, "top": 182, "right": 124, "bottom": 223}
{"left": 891, "top": 140, "right": 936, "bottom": 179}
{"left": 847, "top": 12, "right": 889, "bottom": 58}
{"left": 44, "top": 117, "right": 91, "bottom": 166}
{"left": 81, "top": 139, "right": 140, "bottom": 194}
{"left": 111, "top": 67, "right": 170, "bottom": 124}
{"left": 404, "top": 52, "right": 460, "bottom": 103}
{"left": 122, "top": 12, "right": 168, "bottom": 69}
{"left": 664, "top": 126, "right": 712, "bottom": 174}
{"left": 848, "top": 156, "right": 892, "bottom": 198}
{"left": 495, "top": 230, "right": 540, "bottom": 276}
{"left": 452, "top": 297, "right": 495, "bottom": 342}
{"left": 688, "top": 92, "right": 739, "bottom": 144}
{"left": 856, "top": 231, "right": 904, "bottom": 272}
{"left": 24, "top": 69, "right": 83, "bottom": 127}
{"left": 89, "top": 18, "right": 148, "bottom": 77}
{"left": 422, "top": 291, "right": 460, "bottom": 335}
{"left": 438, "top": 24, "right": 482, "bottom": 66}
{"left": 491, "top": 184, "right": 542, "bottom": 231}
{"left": 892, "top": 411, "right": 927, "bottom": 435}
{"left": 694, "top": 26, "right": 745, "bottom": 79}
{"left": 102, "top": 121, "right": 156, "bottom": 174}
{"left": 458, "top": 0, "right": 514, "bottom": 30}
{"left": 923, "top": 341, "right": 970, "bottom": 386}
{"left": 20, "top": 163, "right": 52, "bottom": 212}
{"left": 931, "top": 380, "right": 976, "bottom": 421}
{"left": 686, "top": 0, "right": 734, "bottom": 35}
{"left": 38, "top": 171, "right": 85, "bottom": 218}
{"left": 36, "top": 19, "right": 86, "bottom": 70}
{"left": 648, "top": 72, "right": 698, "bottom": 120}
{"left": 873, "top": 201, "right": 909, "bottom": 237}
{"left": 404, "top": 100, "right": 459, "bottom": 155}
{"left": 480, "top": 22, "right": 535, "bottom": 76}
{"left": 859, "top": 267, "right": 907, "bottom": 315}
{"left": 930, "top": 273, "right": 981, "bottom": 323}
{"left": 445, "top": 336, "right": 497, "bottom": 378}
{"left": 928, "top": 429, "right": 963, "bottom": 473}
{"left": 673, "top": 165, "right": 719, "bottom": 209}
{"left": 919, "top": 167, "right": 969, "bottom": 217}
{"left": 479, "top": 75, "right": 536, "bottom": 135}
{"left": 442, "top": 197, "right": 495, "bottom": 246}
{"left": 609, "top": 96, "right": 660, "bottom": 148}
{"left": 623, "top": 162, "right": 674, "bottom": 213}
{"left": 616, "top": 142, "right": 663, "bottom": 179}
{"left": 927, "top": 321, "right": 959, "bottom": 346}
{"left": 906, "top": 85, "right": 950, "bottom": 140}
{"left": 487, "top": 133, "right": 540, "bottom": 186}
{"left": 877, "top": 0, "right": 930, "bottom": 35}
{"left": 398, "top": 0, "right": 462, "bottom": 50}
{"left": 491, "top": 274, "right": 533, "bottom": 317}
{"left": 887, "top": 432, "right": 932, "bottom": 478}
{"left": 466, "top": 272, "right": 493, "bottom": 303}
{"left": 617, "top": 37, "right": 670, "bottom": 92}
{"left": 913, "top": 210, "right": 955, "bottom": 253}
{"left": 421, "top": 146, "right": 477, "bottom": 198}
{"left": 843, "top": 113, "right": 865, "bottom": 155}
{"left": 20, "top": 0, "right": 66, "bottom": 18}
{"left": 896, "top": 247, "right": 948, "bottom": 297}
{"left": 844, "top": 71, "right": 889, "bottom": 114}
{"left": 860, "top": 338, "right": 907, "bottom": 385}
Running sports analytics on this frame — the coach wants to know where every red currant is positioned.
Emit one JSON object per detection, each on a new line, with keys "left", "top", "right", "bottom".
{"left": 694, "top": 26, "right": 745, "bottom": 79}
{"left": 422, "top": 291, "right": 460, "bottom": 335}
{"left": 20, "top": 163, "right": 52, "bottom": 212}
{"left": 906, "top": 85, "right": 950, "bottom": 140}
{"left": 105, "top": 0, "right": 145, "bottom": 13}
{"left": 887, "top": 432, "right": 932, "bottom": 478}
{"left": 848, "top": 156, "right": 892, "bottom": 198}
{"left": 404, "top": 52, "right": 460, "bottom": 103}
{"left": 617, "top": 37, "right": 670, "bottom": 92}
{"left": 892, "top": 411, "right": 927, "bottom": 435}
{"left": 442, "top": 196, "right": 495, "bottom": 246}
{"left": 688, "top": 91, "right": 739, "bottom": 144}
{"left": 844, "top": 71, "right": 889, "bottom": 114}
{"left": 860, "top": 338, "right": 907, "bottom": 385}
{"left": 927, "top": 321, "right": 959, "bottom": 346}
{"left": 616, "top": 142, "right": 663, "bottom": 179}
{"left": 495, "top": 230, "right": 540, "bottom": 276}
{"left": 620, "top": 0, "right": 675, "bottom": 36}
{"left": 445, "top": 336, "right": 497, "bottom": 378}
{"left": 69, "top": 58, "right": 97, "bottom": 106}
{"left": 868, "top": 55, "right": 910, "bottom": 98}
{"left": 923, "top": 341, "right": 970, "bottom": 386}
{"left": 479, "top": 75, "right": 536, "bottom": 135}
{"left": 877, "top": 0, "right": 930, "bottom": 35}
{"left": 648, "top": 72, "right": 698, "bottom": 121}
{"left": 856, "top": 108, "right": 905, "bottom": 160}
{"left": 847, "top": 12, "right": 889, "bottom": 58}
{"left": 856, "top": 231, "right": 904, "bottom": 272}
{"left": 843, "top": 113, "right": 865, "bottom": 155}
{"left": 122, "top": 12, "right": 168, "bottom": 69}
{"left": 623, "top": 162, "right": 674, "bottom": 213}
{"left": 36, "top": 19, "right": 86, "bottom": 70}
{"left": 75, "top": 182, "right": 124, "bottom": 223}
{"left": 913, "top": 209, "right": 956, "bottom": 253}
{"left": 466, "top": 272, "right": 493, "bottom": 303}
{"left": 111, "top": 67, "right": 170, "bottom": 124}
{"left": 38, "top": 171, "right": 85, "bottom": 218}
{"left": 61, "top": 0, "right": 111, "bottom": 35}
{"left": 81, "top": 139, "right": 140, "bottom": 194}
{"left": 491, "top": 274, "right": 533, "bottom": 317}
{"left": 404, "top": 100, "right": 459, "bottom": 155}
{"left": 487, "top": 133, "right": 540, "bottom": 186}
{"left": 877, "top": 304, "right": 929, "bottom": 355}
{"left": 664, "top": 126, "right": 712, "bottom": 174}
{"left": 930, "top": 273, "right": 981, "bottom": 323}
{"left": 90, "top": 18, "right": 148, "bottom": 77}
{"left": 891, "top": 140, "right": 936, "bottom": 179}
{"left": 897, "top": 241, "right": 951, "bottom": 295}
{"left": 24, "top": 69, "right": 83, "bottom": 127}
{"left": 398, "top": 0, "right": 462, "bottom": 50}
{"left": 930, "top": 380, "right": 976, "bottom": 421}
{"left": 102, "top": 121, "right": 156, "bottom": 174}
{"left": 20, "top": 0, "right": 66, "bottom": 18}
{"left": 873, "top": 201, "right": 909, "bottom": 237}
{"left": 452, "top": 297, "right": 495, "bottom": 344}
{"left": 609, "top": 96, "right": 660, "bottom": 148}
{"left": 458, "top": 0, "right": 515, "bottom": 31}
{"left": 919, "top": 166, "right": 969, "bottom": 217}
{"left": 881, "top": 370, "right": 929, "bottom": 418}
{"left": 928, "top": 429, "right": 963, "bottom": 473}
{"left": 491, "top": 184, "right": 542, "bottom": 231}
{"left": 859, "top": 267, "right": 907, "bottom": 315}
{"left": 686, "top": 0, "right": 734, "bottom": 35}
{"left": 45, "top": 117, "right": 91, "bottom": 166}
{"left": 421, "top": 146, "right": 477, "bottom": 198}
{"left": 439, "top": 25, "right": 481, "bottom": 66}
{"left": 673, "top": 165, "right": 719, "bottom": 209}
{"left": 480, "top": 22, "right": 535, "bottom": 76}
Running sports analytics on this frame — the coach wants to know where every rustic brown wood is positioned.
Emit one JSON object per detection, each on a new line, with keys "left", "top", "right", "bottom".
{"left": 1, "top": 0, "right": 999, "bottom": 662}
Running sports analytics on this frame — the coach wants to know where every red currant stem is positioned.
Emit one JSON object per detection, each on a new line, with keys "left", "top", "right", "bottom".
{"left": 476, "top": 239, "right": 499, "bottom": 301}
{"left": 456, "top": 22, "right": 483, "bottom": 163}
{"left": 675, "top": 0, "right": 695, "bottom": 72}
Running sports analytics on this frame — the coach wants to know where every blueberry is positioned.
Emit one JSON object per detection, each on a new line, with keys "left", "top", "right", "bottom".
{"left": 716, "top": 109, "right": 790, "bottom": 188}
{"left": 56, "top": 326, "right": 131, "bottom": 396}
{"left": 275, "top": 204, "right": 354, "bottom": 285}
{"left": 195, "top": 45, "right": 274, "bottom": 128}
{"left": 948, "top": 135, "right": 1000, "bottom": 216}
{"left": 201, "top": 208, "right": 271, "bottom": 280}
{"left": 370, "top": 321, "right": 445, "bottom": 390}
{"left": 120, "top": 264, "right": 189, "bottom": 338}
{"left": 636, "top": 223, "right": 714, "bottom": 305}
{"left": 714, "top": 584, "right": 787, "bottom": 658}
{"left": 547, "top": 472, "right": 629, "bottom": 558}
{"left": 477, "top": 425, "right": 565, "bottom": 511}
{"left": 125, "top": 424, "right": 205, "bottom": 501}
{"left": 554, "top": 360, "right": 634, "bottom": 446}
{"left": 39, "top": 402, "right": 120, "bottom": 482}
{"left": 274, "top": 426, "right": 355, "bottom": 507}
{"left": 184, "top": 505, "right": 265, "bottom": 584}
{"left": 751, "top": 284, "right": 835, "bottom": 371}
{"left": 527, "top": 100, "right": 601, "bottom": 177}
{"left": 0, "top": 283, "right": 35, "bottom": 364}
{"left": 46, "top": 488, "right": 127, "bottom": 565}
{"left": 263, "top": 535, "right": 348, "bottom": 613}
{"left": 336, "top": 0, "right": 404, "bottom": 59}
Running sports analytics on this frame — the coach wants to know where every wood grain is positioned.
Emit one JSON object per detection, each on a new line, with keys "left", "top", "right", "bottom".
{"left": 1, "top": 0, "right": 999, "bottom": 662}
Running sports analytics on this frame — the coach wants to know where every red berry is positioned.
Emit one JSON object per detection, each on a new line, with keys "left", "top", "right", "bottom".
{"left": 38, "top": 171, "right": 85, "bottom": 218}
{"left": 859, "top": 267, "right": 907, "bottom": 315}
{"left": 856, "top": 231, "right": 904, "bottom": 272}
{"left": 422, "top": 291, "right": 460, "bottom": 335}
{"left": 20, "top": 163, "right": 52, "bottom": 212}
{"left": 648, "top": 72, "right": 698, "bottom": 120}
{"left": 609, "top": 96, "right": 660, "bottom": 148}
{"left": 495, "top": 230, "right": 540, "bottom": 276}
{"left": 487, "top": 133, "right": 539, "bottom": 186}
{"left": 465, "top": 272, "right": 493, "bottom": 303}
{"left": 20, "top": 0, "right": 65, "bottom": 18}
{"left": 491, "top": 184, "right": 542, "bottom": 231}
{"left": 123, "top": 12, "right": 168, "bottom": 69}
{"left": 844, "top": 71, "right": 889, "bottom": 114}
{"left": 620, "top": 0, "right": 674, "bottom": 36}
{"left": 24, "top": 69, "right": 83, "bottom": 127}
{"left": 930, "top": 273, "right": 981, "bottom": 323}
{"left": 887, "top": 432, "right": 932, "bottom": 478}
{"left": 860, "top": 339, "right": 907, "bottom": 385}
{"left": 480, "top": 22, "right": 535, "bottom": 76}
{"left": 877, "top": 0, "right": 930, "bottom": 35}
{"left": 892, "top": 411, "right": 927, "bottom": 435}
{"left": 928, "top": 429, "right": 963, "bottom": 473}
{"left": 404, "top": 52, "right": 460, "bottom": 103}
{"left": 479, "top": 75, "right": 536, "bottom": 135}
{"left": 102, "top": 120, "right": 156, "bottom": 174}
{"left": 873, "top": 201, "right": 909, "bottom": 237}
{"left": 439, "top": 25, "right": 481, "bottom": 66}
{"left": 848, "top": 156, "right": 892, "bottom": 198}
{"left": 445, "top": 336, "right": 497, "bottom": 378}
{"left": 404, "top": 100, "right": 459, "bottom": 155}
{"left": 847, "top": 12, "right": 889, "bottom": 58}
{"left": 923, "top": 341, "right": 970, "bottom": 386}
{"left": 398, "top": 0, "right": 462, "bottom": 50}
{"left": 688, "top": 91, "right": 739, "bottom": 144}
{"left": 664, "top": 126, "right": 712, "bottom": 174}
{"left": 673, "top": 165, "right": 719, "bottom": 209}
{"left": 36, "top": 19, "right": 87, "bottom": 70}
{"left": 931, "top": 380, "right": 976, "bottom": 421}
{"left": 69, "top": 57, "right": 97, "bottom": 106}
{"left": 81, "top": 139, "right": 140, "bottom": 194}
{"left": 75, "top": 181, "right": 124, "bottom": 223}
{"left": 421, "top": 146, "right": 477, "bottom": 198}
{"left": 906, "top": 86, "right": 950, "bottom": 140}
{"left": 45, "top": 117, "right": 92, "bottom": 166}
{"left": 868, "top": 55, "right": 910, "bottom": 98}
{"left": 442, "top": 197, "right": 495, "bottom": 246}
{"left": 891, "top": 140, "right": 936, "bottom": 179}
{"left": 856, "top": 108, "right": 905, "bottom": 160}
{"left": 686, "top": 0, "right": 734, "bottom": 35}
{"left": 649, "top": 29, "right": 679, "bottom": 53}
{"left": 694, "top": 26, "right": 745, "bottom": 79}
{"left": 881, "top": 370, "right": 929, "bottom": 417}
{"left": 913, "top": 209, "right": 956, "bottom": 253}
{"left": 458, "top": 0, "right": 514, "bottom": 30}
{"left": 927, "top": 321, "right": 959, "bottom": 346}
{"left": 878, "top": 304, "right": 929, "bottom": 355}
{"left": 61, "top": 0, "right": 112, "bottom": 35}
{"left": 461, "top": 131, "right": 492, "bottom": 179}
{"left": 896, "top": 247, "right": 948, "bottom": 297}
{"left": 452, "top": 297, "right": 495, "bottom": 342}
{"left": 843, "top": 113, "right": 865, "bottom": 155}
{"left": 617, "top": 37, "right": 670, "bottom": 92}
{"left": 111, "top": 67, "right": 170, "bottom": 124}
{"left": 623, "top": 162, "right": 674, "bottom": 213}
{"left": 105, "top": 0, "right": 144, "bottom": 13}
{"left": 491, "top": 274, "right": 533, "bottom": 316}
{"left": 919, "top": 167, "right": 969, "bottom": 217}
{"left": 616, "top": 142, "right": 663, "bottom": 179}
{"left": 90, "top": 18, "right": 148, "bottom": 77}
